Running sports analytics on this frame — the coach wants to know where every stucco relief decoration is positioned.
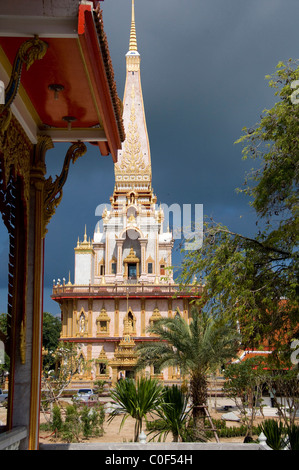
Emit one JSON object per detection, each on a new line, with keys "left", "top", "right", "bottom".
{"left": 77, "top": 311, "right": 88, "bottom": 337}
{"left": 115, "top": 88, "right": 150, "bottom": 177}
{"left": 0, "top": 116, "right": 32, "bottom": 207}
{"left": 43, "top": 141, "right": 87, "bottom": 236}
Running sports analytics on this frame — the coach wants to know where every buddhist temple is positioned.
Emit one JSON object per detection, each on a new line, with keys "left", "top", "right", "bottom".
{"left": 0, "top": 0, "right": 124, "bottom": 450}
{"left": 52, "top": 0, "right": 201, "bottom": 387}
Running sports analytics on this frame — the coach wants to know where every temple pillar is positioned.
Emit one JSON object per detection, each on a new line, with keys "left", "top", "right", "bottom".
{"left": 115, "top": 238, "right": 124, "bottom": 281}
{"left": 139, "top": 239, "right": 147, "bottom": 281}
{"left": 141, "top": 299, "right": 146, "bottom": 336}
{"left": 72, "top": 299, "right": 78, "bottom": 337}
{"left": 111, "top": 365, "right": 118, "bottom": 385}
{"left": 168, "top": 299, "right": 172, "bottom": 318}
{"left": 114, "top": 299, "right": 119, "bottom": 336}
{"left": 88, "top": 299, "right": 93, "bottom": 337}
{"left": 7, "top": 137, "right": 51, "bottom": 450}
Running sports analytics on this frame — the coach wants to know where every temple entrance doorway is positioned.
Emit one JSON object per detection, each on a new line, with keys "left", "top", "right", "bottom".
{"left": 128, "top": 263, "right": 137, "bottom": 279}
{"left": 125, "top": 369, "right": 135, "bottom": 379}
{"left": 119, "top": 368, "right": 135, "bottom": 380}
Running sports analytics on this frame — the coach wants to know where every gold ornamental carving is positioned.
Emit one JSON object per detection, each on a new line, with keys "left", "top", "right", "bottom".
{"left": 109, "top": 333, "right": 137, "bottom": 369}
{"left": 114, "top": 99, "right": 150, "bottom": 177}
{"left": 96, "top": 308, "right": 111, "bottom": 336}
{"left": 0, "top": 36, "right": 48, "bottom": 132}
{"left": 43, "top": 141, "right": 87, "bottom": 236}
{"left": 0, "top": 115, "right": 32, "bottom": 208}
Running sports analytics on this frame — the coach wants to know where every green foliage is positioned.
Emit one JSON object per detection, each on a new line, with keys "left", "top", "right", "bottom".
{"left": 108, "top": 377, "right": 164, "bottom": 442}
{"left": 51, "top": 405, "right": 63, "bottom": 437}
{"left": 62, "top": 404, "right": 82, "bottom": 442}
{"left": 51, "top": 403, "right": 105, "bottom": 442}
{"left": 80, "top": 404, "right": 105, "bottom": 439}
{"left": 43, "top": 312, "right": 61, "bottom": 351}
{"left": 136, "top": 307, "right": 240, "bottom": 406}
{"left": 265, "top": 367, "right": 299, "bottom": 428}
{"left": 236, "top": 60, "right": 299, "bottom": 231}
{"left": 287, "top": 424, "right": 299, "bottom": 450}
{"left": 146, "top": 385, "right": 192, "bottom": 442}
{"left": 258, "top": 419, "right": 286, "bottom": 450}
{"left": 205, "top": 421, "right": 259, "bottom": 440}
{"left": 136, "top": 307, "right": 240, "bottom": 441}
{"left": 41, "top": 343, "right": 87, "bottom": 412}
{"left": 0, "top": 313, "right": 7, "bottom": 336}
{"left": 93, "top": 379, "right": 108, "bottom": 395}
{"left": 258, "top": 420, "right": 299, "bottom": 450}
{"left": 179, "top": 60, "right": 299, "bottom": 353}
{"left": 223, "top": 357, "right": 268, "bottom": 436}
{"left": 42, "top": 312, "right": 62, "bottom": 369}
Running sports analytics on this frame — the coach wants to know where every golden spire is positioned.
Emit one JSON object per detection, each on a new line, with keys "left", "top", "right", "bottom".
{"left": 129, "top": 0, "right": 138, "bottom": 52}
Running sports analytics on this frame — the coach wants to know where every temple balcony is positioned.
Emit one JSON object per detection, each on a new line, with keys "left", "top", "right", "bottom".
{"left": 51, "top": 281, "right": 202, "bottom": 300}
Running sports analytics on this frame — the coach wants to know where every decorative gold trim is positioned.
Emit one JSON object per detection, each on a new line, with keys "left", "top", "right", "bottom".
{"left": 77, "top": 308, "right": 88, "bottom": 337}
{"left": 124, "top": 247, "right": 139, "bottom": 263}
{"left": 129, "top": 0, "right": 138, "bottom": 52}
{"left": 123, "top": 307, "right": 136, "bottom": 336}
{"left": 149, "top": 307, "right": 162, "bottom": 335}
{"left": 96, "top": 307, "right": 111, "bottom": 336}
{"left": 114, "top": 98, "right": 151, "bottom": 177}
{"left": 44, "top": 141, "right": 87, "bottom": 237}
{"left": 98, "top": 257, "right": 105, "bottom": 276}
{"left": 20, "top": 320, "right": 26, "bottom": 365}
{"left": 146, "top": 255, "right": 155, "bottom": 274}
{"left": 95, "top": 348, "right": 109, "bottom": 378}
{"left": 109, "top": 256, "right": 117, "bottom": 275}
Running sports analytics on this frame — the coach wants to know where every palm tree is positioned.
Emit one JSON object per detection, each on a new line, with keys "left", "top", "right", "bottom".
{"left": 147, "top": 385, "right": 192, "bottom": 442}
{"left": 107, "top": 377, "right": 164, "bottom": 442}
{"left": 136, "top": 307, "right": 240, "bottom": 439}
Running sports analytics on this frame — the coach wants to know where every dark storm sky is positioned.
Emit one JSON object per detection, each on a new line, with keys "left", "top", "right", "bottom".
{"left": 0, "top": 0, "right": 298, "bottom": 314}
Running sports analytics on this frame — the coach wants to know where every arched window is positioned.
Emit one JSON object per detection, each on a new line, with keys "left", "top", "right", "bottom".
{"left": 96, "top": 308, "right": 111, "bottom": 336}
{"left": 123, "top": 308, "right": 136, "bottom": 335}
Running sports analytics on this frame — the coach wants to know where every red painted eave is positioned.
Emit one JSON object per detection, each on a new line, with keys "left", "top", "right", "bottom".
{"left": 78, "top": 5, "right": 122, "bottom": 162}
{"left": 0, "top": 3, "right": 123, "bottom": 161}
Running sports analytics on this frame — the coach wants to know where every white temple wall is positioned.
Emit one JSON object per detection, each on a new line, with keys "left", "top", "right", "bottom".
{"left": 75, "top": 252, "right": 94, "bottom": 284}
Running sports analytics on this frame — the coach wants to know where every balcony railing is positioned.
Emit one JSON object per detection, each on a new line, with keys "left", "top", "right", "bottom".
{"left": 52, "top": 282, "right": 202, "bottom": 298}
{"left": 0, "top": 426, "right": 27, "bottom": 450}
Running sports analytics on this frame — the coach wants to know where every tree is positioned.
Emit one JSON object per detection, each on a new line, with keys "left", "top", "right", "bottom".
{"left": 179, "top": 60, "right": 299, "bottom": 353}
{"left": 236, "top": 59, "right": 299, "bottom": 253}
{"left": 136, "top": 307, "right": 240, "bottom": 439}
{"left": 265, "top": 367, "right": 299, "bottom": 428}
{"left": 41, "top": 342, "right": 85, "bottom": 415}
{"left": 146, "top": 385, "right": 192, "bottom": 442}
{"left": 107, "top": 377, "right": 164, "bottom": 442}
{"left": 223, "top": 356, "right": 268, "bottom": 438}
{"left": 42, "top": 312, "right": 61, "bottom": 369}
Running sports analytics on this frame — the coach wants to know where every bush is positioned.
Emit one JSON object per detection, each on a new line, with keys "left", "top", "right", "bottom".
{"left": 51, "top": 405, "right": 63, "bottom": 436}
{"left": 49, "top": 402, "right": 105, "bottom": 442}
{"left": 62, "top": 404, "right": 81, "bottom": 442}
{"left": 80, "top": 404, "right": 105, "bottom": 439}
{"left": 258, "top": 419, "right": 286, "bottom": 450}
{"left": 287, "top": 424, "right": 299, "bottom": 451}
{"left": 204, "top": 419, "right": 260, "bottom": 440}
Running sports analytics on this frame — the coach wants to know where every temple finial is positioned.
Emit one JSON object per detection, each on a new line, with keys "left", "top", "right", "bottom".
{"left": 129, "top": 0, "right": 138, "bottom": 52}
